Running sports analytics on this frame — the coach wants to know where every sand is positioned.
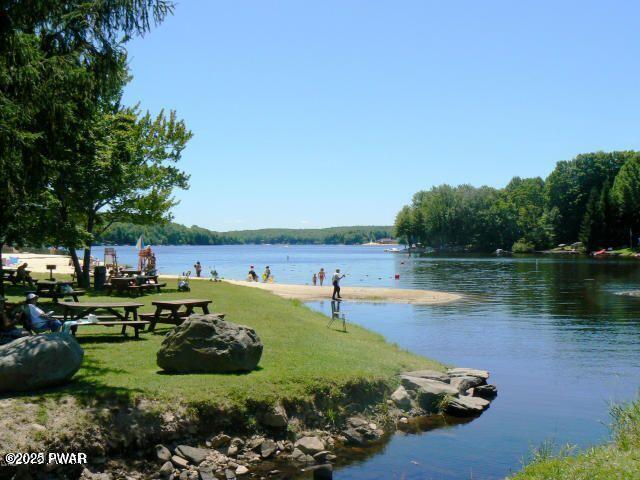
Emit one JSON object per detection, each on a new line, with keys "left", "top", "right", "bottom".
{"left": 2, "top": 253, "right": 75, "bottom": 274}
{"left": 224, "top": 280, "right": 462, "bottom": 305}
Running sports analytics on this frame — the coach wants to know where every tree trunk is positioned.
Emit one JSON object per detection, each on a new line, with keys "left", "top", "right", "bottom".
{"left": 0, "top": 242, "right": 4, "bottom": 298}
{"left": 69, "top": 248, "right": 84, "bottom": 286}
{"left": 80, "top": 215, "right": 96, "bottom": 288}
{"left": 82, "top": 246, "right": 92, "bottom": 287}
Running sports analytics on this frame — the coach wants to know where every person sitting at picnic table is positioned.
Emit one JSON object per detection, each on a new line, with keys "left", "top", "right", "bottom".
{"left": 16, "top": 263, "right": 34, "bottom": 286}
{"left": 25, "top": 293, "right": 61, "bottom": 332}
{"left": 0, "top": 296, "right": 29, "bottom": 345}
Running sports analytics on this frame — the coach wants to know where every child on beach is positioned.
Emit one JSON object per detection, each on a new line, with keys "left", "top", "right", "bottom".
{"left": 318, "top": 268, "right": 326, "bottom": 286}
{"left": 312, "top": 273, "right": 317, "bottom": 286}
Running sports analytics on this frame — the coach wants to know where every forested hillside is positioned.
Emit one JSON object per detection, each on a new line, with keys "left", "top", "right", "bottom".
{"left": 97, "top": 224, "right": 393, "bottom": 246}
{"left": 394, "top": 151, "right": 640, "bottom": 252}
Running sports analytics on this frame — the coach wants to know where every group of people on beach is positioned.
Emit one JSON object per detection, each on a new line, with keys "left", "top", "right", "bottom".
{"left": 247, "top": 265, "right": 272, "bottom": 283}
{"left": 312, "top": 268, "right": 346, "bottom": 300}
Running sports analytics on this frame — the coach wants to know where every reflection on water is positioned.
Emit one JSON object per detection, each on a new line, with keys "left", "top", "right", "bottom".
{"left": 308, "top": 254, "right": 640, "bottom": 479}
{"left": 93, "top": 245, "right": 640, "bottom": 479}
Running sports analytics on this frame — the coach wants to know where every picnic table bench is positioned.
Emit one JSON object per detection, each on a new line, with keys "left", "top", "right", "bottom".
{"left": 1, "top": 267, "right": 33, "bottom": 285}
{"left": 59, "top": 301, "right": 145, "bottom": 336}
{"left": 32, "top": 280, "right": 85, "bottom": 303}
{"left": 61, "top": 319, "right": 150, "bottom": 339}
{"left": 145, "top": 299, "right": 216, "bottom": 331}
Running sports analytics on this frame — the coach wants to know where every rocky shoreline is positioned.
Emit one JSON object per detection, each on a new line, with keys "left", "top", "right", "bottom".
{"left": 59, "top": 367, "right": 497, "bottom": 480}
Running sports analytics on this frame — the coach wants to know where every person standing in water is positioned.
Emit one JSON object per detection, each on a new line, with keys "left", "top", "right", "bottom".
{"left": 248, "top": 265, "right": 259, "bottom": 282}
{"left": 194, "top": 261, "right": 202, "bottom": 277}
{"left": 331, "top": 268, "right": 346, "bottom": 300}
{"left": 312, "top": 273, "right": 317, "bottom": 286}
{"left": 263, "top": 266, "right": 271, "bottom": 282}
{"left": 318, "top": 268, "right": 326, "bottom": 286}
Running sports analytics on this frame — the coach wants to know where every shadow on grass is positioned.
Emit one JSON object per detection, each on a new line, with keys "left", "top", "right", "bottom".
{"left": 75, "top": 334, "right": 150, "bottom": 345}
{"left": 0, "top": 355, "right": 143, "bottom": 405}
{"left": 155, "top": 365, "right": 264, "bottom": 376}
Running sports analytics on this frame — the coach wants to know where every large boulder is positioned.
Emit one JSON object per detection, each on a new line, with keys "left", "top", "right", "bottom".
{"left": 0, "top": 333, "right": 84, "bottom": 393}
{"left": 157, "top": 315, "right": 263, "bottom": 373}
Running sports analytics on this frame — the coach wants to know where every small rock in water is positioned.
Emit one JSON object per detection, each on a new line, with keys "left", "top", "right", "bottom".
{"left": 450, "top": 375, "right": 485, "bottom": 393}
{"left": 446, "top": 395, "right": 490, "bottom": 416}
{"left": 473, "top": 384, "right": 498, "bottom": 399}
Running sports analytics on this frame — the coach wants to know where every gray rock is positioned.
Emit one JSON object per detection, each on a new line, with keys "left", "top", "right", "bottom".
{"left": 312, "top": 451, "right": 330, "bottom": 462}
{"left": 157, "top": 315, "right": 263, "bottom": 373}
{"left": 263, "top": 404, "right": 288, "bottom": 428}
{"left": 294, "top": 436, "right": 325, "bottom": 455}
{"left": 260, "top": 439, "right": 277, "bottom": 458}
{"left": 0, "top": 333, "right": 83, "bottom": 393}
{"left": 390, "top": 386, "right": 412, "bottom": 410}
{"left": 210, "top": 434, "right": 231, "bottom": 448}
{"left": 450, "top": 375, "right": 485, "bottom": 393}
{"left": 227, "top": 445, "right": 238, "bottom": 457}
{"left": 291, "top": 448, "right": 316, "bottom": 465}
{"left": 159, "top": 462, "right": 174, "bottom": 477}
{"left": 446, "top": 395, "right": 490, "bottom": 416}
{"left": 235, "top": 465, "right": 249, "bottom": 475}
{"left": 401, "top": 369, "right": 450, "bottom": 382}
{"left": 473, "top": 384, "right": 498, "bottom": 399}
{"left": 171, "top": 455, "right": 189, "bottom": 468}
{"left": 447, "top": 368, "right": 489, "bottom": 380}
{"left": 224, "top": 469, "right": 236, "bottom": 480}
{"left": 197, "top": 463, "right": 215, "bottom": 480}
{"left": 400, "top": 376, "right": 459, "bottom": 396}
{"left": 175, "top": 445, "right": 210, "bottom": 465}
{"left": 156, "top": 445, "right": 172, "bottom": 463}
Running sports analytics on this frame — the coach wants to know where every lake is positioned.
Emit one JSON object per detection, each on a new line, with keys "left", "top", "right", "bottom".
{"left": 92, "top": 245, "right": 640, "bottom": 479}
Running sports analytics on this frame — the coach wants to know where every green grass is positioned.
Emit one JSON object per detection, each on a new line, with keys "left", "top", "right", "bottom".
{"left": 511, "top": 397, "right": 640, "bottom": 479}
{"left": 2, "top": 275, "right": 440, "bottom": 408}
{"left": 609, "top": 247, "right": 640, "bottom": 257}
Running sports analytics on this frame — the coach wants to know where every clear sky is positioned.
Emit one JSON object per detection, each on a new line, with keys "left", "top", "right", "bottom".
{"left": 122, "top": 1, "right": 640, "bottom": 231}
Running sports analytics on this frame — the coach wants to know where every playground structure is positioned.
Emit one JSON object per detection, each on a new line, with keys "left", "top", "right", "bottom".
{"left": 104, "top": 247, "right": 118, "bottom": 270}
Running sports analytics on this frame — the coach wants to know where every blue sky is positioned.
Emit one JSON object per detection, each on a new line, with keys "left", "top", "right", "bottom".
{"left": 123, "top": 1, "right": 640, "bottom": 231}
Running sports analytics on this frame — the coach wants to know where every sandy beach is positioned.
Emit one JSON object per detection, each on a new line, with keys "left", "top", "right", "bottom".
{"left": 2, "top": 253, "right": 75, "bottom": 274}
{"left": 225, "top": 279, "right": 462, "bottom": 304}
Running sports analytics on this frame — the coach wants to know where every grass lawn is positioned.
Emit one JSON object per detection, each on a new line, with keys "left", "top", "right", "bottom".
{"left": 2, "top": 275, "right": 441, "bottom": 408}
{"left": 511, "top": 397, "right": 640, "bottom": 480}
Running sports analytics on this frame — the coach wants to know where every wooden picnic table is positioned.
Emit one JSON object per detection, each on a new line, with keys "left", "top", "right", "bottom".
{"left": 107, "top": 275, "right": 165, "bottom": 296}
{"left": 33, "top": 279, "right": 83, "bottom": 303}
{"left": 1, "top": 267, "right": 29, "bottom": 285}
{"left": 59, "top": 301, "right": 145, "bottom": 336}
{"left": 148, "top": 298, "right": 212, "bottom": 331}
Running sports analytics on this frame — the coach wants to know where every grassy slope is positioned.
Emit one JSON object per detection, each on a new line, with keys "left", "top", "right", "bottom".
{"left": 511, "top": 398, "right": 640, "bottom": 480}
{"left": 3, "top": 276, "right": 440, "bottom": 407}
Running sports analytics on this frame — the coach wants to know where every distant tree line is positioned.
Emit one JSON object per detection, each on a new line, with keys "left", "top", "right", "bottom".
{"left": 394, "top": 151, "right": 640, "bottom": 253}
{"left": 97, "top": 224, "right": 394, "bottom": 246}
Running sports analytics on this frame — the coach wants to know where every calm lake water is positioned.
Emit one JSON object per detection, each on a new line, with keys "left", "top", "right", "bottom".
{"left": 93, "top": 245, "right": 640, "bottom": 479}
